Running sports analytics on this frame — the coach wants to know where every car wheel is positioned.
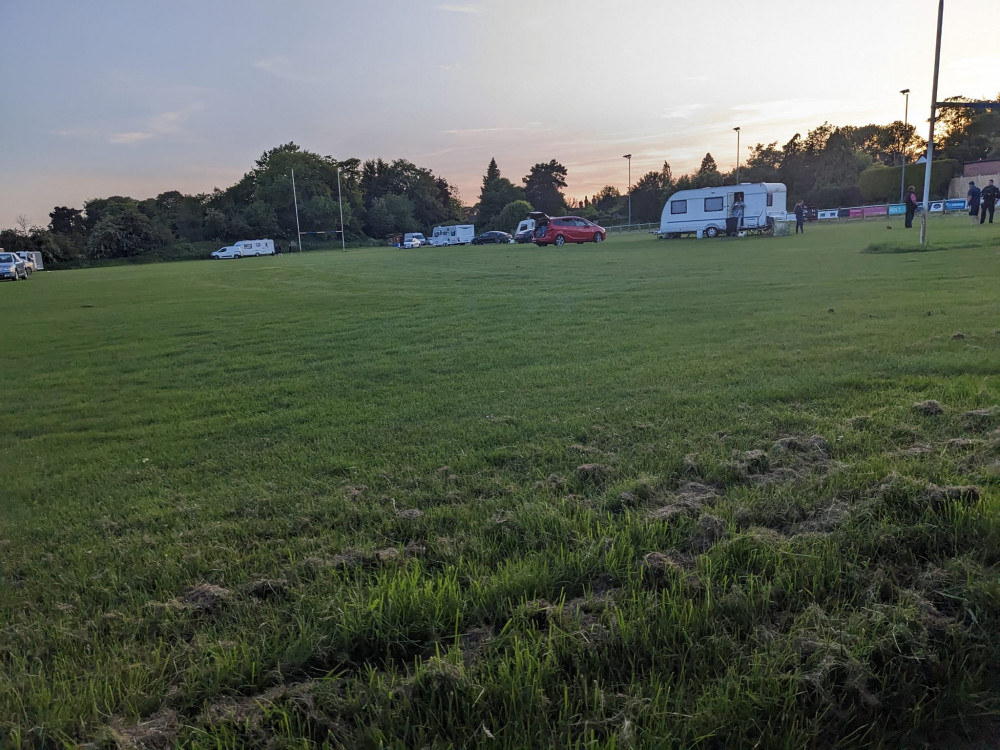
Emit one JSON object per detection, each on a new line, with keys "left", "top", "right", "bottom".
{"left": 594, "top": 233, "right": 603, "bottom": 243}
{"left": 235, "top": 253, "right": 242, "bottom": 259}
{"left": 554, "top": 235, "right": 565, "bottom": 246}
{"left": 705, "top": 226, "right": 719, "bottom": 238}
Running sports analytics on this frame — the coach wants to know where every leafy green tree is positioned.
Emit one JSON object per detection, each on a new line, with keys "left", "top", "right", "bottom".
{"left": 476, "top": 159, "right": 526, "bottom": 229}
{"left": 522, "top": 160, "right": 567, "bottom": 215}
{"left": 360, "top": 158, "right": 460, "bottom": 235}
{"left": 85, "top": 203, "right": 161, "bottom": 259}
{"left": 48, "top": 206, "right": 87, "bottom": 257}
{"left": 937, "top": 96, "right": 1000, "bottom": 163}
{"left": 492, "top": 200, "right": 534, "bottom": 234}
{"left": 691, "top": 153, "right": 722, "bottom": 188}
{"left": 366, "top": 195, "right": 415, "bottom": 238}
{"left": 630, "top": 171, "right": 668, "bottom": 223}
{"left": 592, "top": 186, "right": 621, "bottom": 214}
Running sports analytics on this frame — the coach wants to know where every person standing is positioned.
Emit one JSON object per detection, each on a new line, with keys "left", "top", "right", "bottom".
{"left": 980, "top": 179, "right": 998, "bottom": 224}
{"left": 904, "top": 185, "right": 918, "bottom": 228}
{"left": 967, "top": 181, "right": 981, "bottom": 221}
{"left": 794, "top": 200, "right": 805, "bottom": 234}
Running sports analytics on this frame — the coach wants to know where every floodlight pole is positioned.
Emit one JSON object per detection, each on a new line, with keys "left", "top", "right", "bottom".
{"left": 337, "top": 166, "right": 346, "bottom": 251}
{"left": 291, "top": 168, "right": 303, "bottom": 253}
{"left": 623, "top": 154, "right": 631, "bottom": 230}
{"left": 920, "top": 0, "right": 944, "bottom": 245}
{"left": 899, "top": 89, "right": 910, "bottom": 203}
{"left": 733, "top": 127, "right": 741, "bottom": 184}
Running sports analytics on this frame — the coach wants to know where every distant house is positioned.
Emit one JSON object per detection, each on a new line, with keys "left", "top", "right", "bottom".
{"left": 963, "top": 160, "right": 1000, "bottom": 178}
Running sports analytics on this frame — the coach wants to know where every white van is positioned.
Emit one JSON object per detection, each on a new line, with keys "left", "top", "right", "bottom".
{"left": 514, "top": 218, "right": 536, "bottom": 243}
{"left": 211, "top": 239, "right": 276, "bottom": 259}
{"left": 429, "top": 225, "right": 475, "bottom": 246}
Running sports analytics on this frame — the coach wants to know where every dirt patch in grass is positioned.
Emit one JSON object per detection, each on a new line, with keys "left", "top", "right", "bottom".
{"left": 458, "top": 626, "right": 495, "bottom": 666}
{"left": 965, "top": 406, "right": 1000, "bottom": 429}
{"left": 920, "top": 483, "right": 980, "bottom": 509}
{"left": 913, "top": 400, "right": 944, "bottom": 416}
{"left": 646, "top": 482, "right": 719, "bottom": 522}
{"left": 204, "top": 685, "right": 287, "bottom": 727}
{"left": 576, "top": 463, "right": 614, "bottom": 484}
{"left": 241, "top": 578, "right": 289, "bottom": 601}
{"left": 110, "top": 708, "right": 179, "bottom": 750}
{"left": 172, "top": 583, "right": 231, "bottom": 614}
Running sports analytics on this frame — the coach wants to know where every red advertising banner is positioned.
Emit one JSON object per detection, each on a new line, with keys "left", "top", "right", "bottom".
{"left": 863, "top": 205, "right": 888, "bottom": 216}
{"left": 849, "top": 208, "right": 863, "bottom": 218}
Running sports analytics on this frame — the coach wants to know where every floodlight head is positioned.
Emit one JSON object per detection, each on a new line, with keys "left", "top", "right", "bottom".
{"left": 734, "top": 126, "right": 740, "bottom": 132}
{"left": 900, "top": 88, "right": 910, "bottom": 95}
{"left": 623, "top": 154, "right": 631, "bottom": 159}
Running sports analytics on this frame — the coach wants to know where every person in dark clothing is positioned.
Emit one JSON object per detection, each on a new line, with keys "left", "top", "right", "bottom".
{"left": 967, "top": 181, "right": 981, "bottom": 220}
{"left": 904, "top": 185, "right": 918, "bottom": 228}
{"left": 980, "top": 179, "right": 998, "bottom": 224}
{"left": 794, "top": 200, "right": 805, "bottom": 234}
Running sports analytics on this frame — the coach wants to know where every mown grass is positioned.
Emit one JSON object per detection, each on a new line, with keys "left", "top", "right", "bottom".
{"left": 2, "top": 215, "right": 999, "bottom": 748}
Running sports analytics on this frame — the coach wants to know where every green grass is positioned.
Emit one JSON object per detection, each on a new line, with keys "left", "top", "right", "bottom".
{"left": 2, "top": 216, "right": 999, "bottom": 748}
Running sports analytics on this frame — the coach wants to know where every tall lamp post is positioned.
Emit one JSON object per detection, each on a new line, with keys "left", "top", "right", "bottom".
{"left": 622, "top": 154, "right": 632, "bottom": 230}
{"left": 733, "top": 127, "right": 741, "bottom": 184}
{"left": 899, "top": 88, "right": 910, "bottom": 203}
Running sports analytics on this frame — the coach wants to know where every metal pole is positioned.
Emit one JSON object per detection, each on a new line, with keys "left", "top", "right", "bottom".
{"left": 899, "top": 89, "right": 910, "bottom": 203}
{"left": 291, "top": 168, "right": 302, "bottom": 253}
{"left": 920, "top": 0, "right": 944, "bottom": 245}
{"left": 734, "top": 127, "right": 740, "bottom": 184}
{"left": 623, "top": 154, "right": 631, "bottom": 230}
{"left": 337, "top": 166, "right": 346, "bottom": 251}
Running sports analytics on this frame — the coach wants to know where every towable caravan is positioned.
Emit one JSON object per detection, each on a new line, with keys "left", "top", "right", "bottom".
{"left": 211, "top": 239, "right": 275, "bottom": 259}
{"left": 429, "top": 225, "right": 475, "bottom": 246}
{"left": 658, "top": 183, "right": 787, "bottom": 238}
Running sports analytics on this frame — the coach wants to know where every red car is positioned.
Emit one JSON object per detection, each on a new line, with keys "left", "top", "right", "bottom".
{"left": 530, "top": 212, "right": 606, "bottom": 246}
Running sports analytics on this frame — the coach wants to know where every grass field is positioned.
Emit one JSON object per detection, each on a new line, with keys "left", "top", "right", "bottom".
{"left": 2, "top": 216, "right": 999, "bottom": 748}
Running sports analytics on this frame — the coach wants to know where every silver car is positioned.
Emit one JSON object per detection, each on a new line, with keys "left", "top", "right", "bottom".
{"left": 0, "top": 252, "right": 28, "bottom": 281}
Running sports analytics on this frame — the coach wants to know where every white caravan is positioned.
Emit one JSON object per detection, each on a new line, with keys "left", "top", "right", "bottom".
{"left": 211, "top": 239, "right": 276, "bottom": 259}
{"left": 513, "top": 218, "right": 536, "bottom": 242}
{"left": 659, "top": 183, "right": 787, "bottom": 238}
{"left": 429, "top": 225, "right": 475, "bottom": 246}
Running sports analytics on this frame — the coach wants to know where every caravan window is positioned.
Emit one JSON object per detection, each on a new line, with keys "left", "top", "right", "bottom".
{"left": 670, "top": 200, "right": 687, "bottom": 215}
{"left": 704, "top": 197, "right": 724, "bottom": 212}
{"left": 766, "top": 193, "right": 773, "bottom": 207}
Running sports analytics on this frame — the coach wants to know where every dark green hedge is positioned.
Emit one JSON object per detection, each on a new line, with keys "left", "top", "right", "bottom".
{"left": 859, "top": 160, "right": 959, "bottom": 203}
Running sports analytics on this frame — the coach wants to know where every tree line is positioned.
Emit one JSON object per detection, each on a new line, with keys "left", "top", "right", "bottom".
{"left": 2, "top": 96, "right": 995, "bottom": 266}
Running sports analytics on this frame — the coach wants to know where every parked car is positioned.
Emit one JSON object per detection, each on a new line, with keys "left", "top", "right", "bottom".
{"left": 0, "top": 252, "right": 28, "bottom": 281}
{"left": 15, "top": 252, "right": 36, "bottom": 275}
{"left": 530, "top": 213, "right": 606, "bottom": 246}
{"left": 471, "top": 231, "right": 512, "bottom": 245}
{"left": 403, "top": 232, "right": 427, "bottom": 248}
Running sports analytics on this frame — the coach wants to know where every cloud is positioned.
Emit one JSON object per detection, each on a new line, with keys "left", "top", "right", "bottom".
{"left": 105, "top": 103, "right": 205, "bottom": 146}
{"left": 436, "top": 4, "right": 483, "bottom": 13}
{"left": 661, "top": 104, "right": 706, "bottom": 120}
{"left": 108, "top": 132, "right": 155, "bottom": 144}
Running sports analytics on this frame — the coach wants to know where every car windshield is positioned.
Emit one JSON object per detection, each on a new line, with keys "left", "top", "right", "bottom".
{"left": 0, "top": 253, "right": 16, "bottom": 262}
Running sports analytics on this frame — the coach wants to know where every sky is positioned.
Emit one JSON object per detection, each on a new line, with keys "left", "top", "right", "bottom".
{"left": 1, "top": 0, "right": 998, "bottom": 230}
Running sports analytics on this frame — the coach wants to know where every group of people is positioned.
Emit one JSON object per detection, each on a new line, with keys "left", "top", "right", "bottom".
{"left": 967, "top": 179, "right": 999, "bottom": 225}
{"left": 901, "top": 179, "right": 998, "bottom": 229}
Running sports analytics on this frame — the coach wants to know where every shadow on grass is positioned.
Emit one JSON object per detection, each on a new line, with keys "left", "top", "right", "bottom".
{"left": 862, "top": 239, "right": 988, "bottom": 255}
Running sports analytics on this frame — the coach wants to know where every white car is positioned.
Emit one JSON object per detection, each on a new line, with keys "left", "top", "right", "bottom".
{"left": 402, "top": 237, "right": 423, "bottom": 249}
